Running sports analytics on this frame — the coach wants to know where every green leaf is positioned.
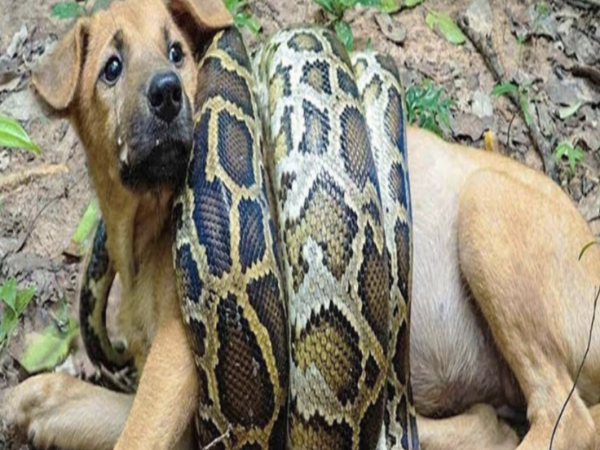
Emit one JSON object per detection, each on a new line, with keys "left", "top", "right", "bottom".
{"left": 19, "top": 320, "right": 79, "bottom": 374}
{"left": 357, "top": 0, "right": 382, "bottom": 7}
{"left": 0, "top": 279, "right": 35, "bottom": 347}
{"left": 491, "top": 82, "right": 518, "bottom": 97}
{"left": 235, "top": 12, "right": 262, "bottom": 34}
{"left": 313, "top": 0, "right": 335, "bottom": 13}
{"left": 341, "top": 0, "right": 360, "bottom": 8}
{"left": 569, "top": 146, "right": 584, "bottom": 172}
{"left": 559, "top": 101, "right": 583, "bottom": 120}
{"left": 366, "top": 37, "right": 373, "bottom": 50}
{"left": 15, "top": 286, "right": 35, "bottom": 315}
{"left": 404, "top": 81, "right": 452, "bottom": 136}
{"left": 92, "top": 0, "right": 111, "bottom": 13}
{"left": 70, "top": 200, "right": 100, "bottom": 249}
{"left": 534, "top": 1, "right": 550, "bottom": 19}
{"left": 51, "top": 2, "right": 86, "bottom": 19}
{"left": 335, "top": 20, "right": 354, "bottom": 52}
{"left": 0, "top": 115, "right": 41, "bottom": 154}
{"left": 519, "top": 94, "right": 532, "bottom": 126}
{"left": 0, "top": 309, "right": 18, "bottom": 346}
{"left": 425, "top": 10, "right": 466, "bottom": 45}
{"left": 0, "top": 278, "right": 18, "bottom": 312}
{"left": 405, "top": 0, "right": 424, "bottom": 6}
{"left": 223, "top": 0, "right": 236, "bottom": 11}
{"left": 554, "top": 142, "right": 584, "bottom": 173}
{"left": 378, "top": 0, "right": 401, "bottom": 12}
{"left": 555, "top": 142, "right": 570, "bottom": 160}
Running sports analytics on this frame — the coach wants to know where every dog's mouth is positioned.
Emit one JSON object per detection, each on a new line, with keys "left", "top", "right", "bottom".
{"left": 118, "top": 102, "right": 193, "bottom": 192}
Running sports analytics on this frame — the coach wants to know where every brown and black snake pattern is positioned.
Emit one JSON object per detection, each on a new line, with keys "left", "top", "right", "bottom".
{"left": 79, "top": 220, "right": 132, "bottom": 373}
{"left": 80, "top": 25, "right": 417, "bottom": 450}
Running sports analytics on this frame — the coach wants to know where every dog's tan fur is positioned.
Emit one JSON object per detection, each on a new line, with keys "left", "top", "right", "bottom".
{"left": 406, "top": 128, "right": 600, "bottom": 450}
{"left": 1, "top": 1, "right": 600, "bottom": 450}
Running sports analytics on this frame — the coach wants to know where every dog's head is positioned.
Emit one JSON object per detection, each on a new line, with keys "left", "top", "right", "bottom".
{"left": 32, "top": 0, "right": 232, "bottom": 192}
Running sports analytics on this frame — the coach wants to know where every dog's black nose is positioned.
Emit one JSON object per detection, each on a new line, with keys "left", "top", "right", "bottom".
{"left": 148, "top": 71, "right": 182, "bottom": 123}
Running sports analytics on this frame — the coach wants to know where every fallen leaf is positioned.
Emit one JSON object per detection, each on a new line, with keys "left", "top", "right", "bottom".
{"left": 450, "top": 112, "right": 490, "bottom": 141}
{"left": 375, "top": 14, "right": 406, "bottom": 44}
{"left": 65, "top": 200, "right": 100, "bottom": 258}
{"left": 0, "top": 90, "right": 46, "bottom": 122}
{"left": 484, "top": 130, "right": 497, "bottom": 152}
{"left": 464, "top": 0, "right": 493, "bottom": 37}
{"left": 426, "top": 10, "right": 466, "bottom": 45}
{"left": 559, "top": 101, "right": 583, "bottom": 120}
{"left": 0, "top": 73, "right": 22, "bottom": 93}
{"left": 472, "top": 89, "right": 493, "bottom": 118}
{"left": 491, "top": 82, "right": 519, "bottom": 97}
{"left": 5, "top": 25, "right": 28, "bottom": 59}
{"left": 19, "top": 319, "right": 79, "bottom": 374}
{"left": 0, "top": 115, "right": 41, "bottom": 154}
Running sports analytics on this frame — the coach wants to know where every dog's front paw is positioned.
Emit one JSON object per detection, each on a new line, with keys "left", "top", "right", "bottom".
{"left": 0, "top": 373, "right": 73, "bottom": 450}
{"left": 0, "top": 386, "right": 29, "bottom": 450}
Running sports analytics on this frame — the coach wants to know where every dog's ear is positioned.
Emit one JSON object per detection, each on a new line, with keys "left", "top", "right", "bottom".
{"left": 31, "top": 20, "right": 87, "bottom": 112}
{"left": 166, "top": 0, "right": 233, "bottom": 57}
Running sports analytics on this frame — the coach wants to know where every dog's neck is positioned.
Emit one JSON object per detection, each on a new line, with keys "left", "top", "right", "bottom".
{"left": 92, "top": 164, "right": 174, "bottom": 291}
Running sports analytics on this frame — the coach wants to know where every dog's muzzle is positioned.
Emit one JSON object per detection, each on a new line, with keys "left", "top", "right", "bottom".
{"left": 119, "top": 71, "right": 193, "bottom": 192}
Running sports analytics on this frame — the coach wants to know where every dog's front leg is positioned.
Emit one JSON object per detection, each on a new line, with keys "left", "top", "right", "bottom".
{"left": 1, "top": 373, "right": 132, "bottom": 450}
{"left": 114, "top": 314, "right": 198, "bottom": 450}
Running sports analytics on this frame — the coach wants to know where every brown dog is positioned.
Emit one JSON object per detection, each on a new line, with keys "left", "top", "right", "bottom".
{"left": 2, "top": 0, "right": 600, "bottom": 449}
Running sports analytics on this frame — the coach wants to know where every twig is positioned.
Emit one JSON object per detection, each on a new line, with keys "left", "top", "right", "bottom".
{"left": 549, "top": 287, "right": 600, "bottom": 449}
{"left": 203, "top": 424, "right": 233, "bottom": 450}
{"left": 0, "top": 193, "right": 63, "bottom": 268}
{"left": 99, "top": 365, "right": 136, "bottom": 394}
{"left": 571, "top": 65, "right": 600, "bottom": 87}
{"left": 457, "top": 14, "right": 557, "bottom": 180}
{"left": 0, "top": 164, "right": 69, "bottom": 192}
{"left": 564, "top": 0, "right": 600, "bottom": 8}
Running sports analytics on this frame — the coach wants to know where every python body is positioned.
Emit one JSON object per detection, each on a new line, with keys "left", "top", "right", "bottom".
{"left": 81, "top": 25, "right": 416, "bottom": 450}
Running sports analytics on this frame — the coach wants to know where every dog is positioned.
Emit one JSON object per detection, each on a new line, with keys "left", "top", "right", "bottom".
{"left": 2, "top": 0, "right": 600, "bottom": 449}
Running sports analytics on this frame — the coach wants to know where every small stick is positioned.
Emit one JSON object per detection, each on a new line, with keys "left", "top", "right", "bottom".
{"left": 99, "top": 365, "right": 136, "bottom": 394}
{"left": 457, "top": 15, "right": 557, "bottom": 180}
{"left": 572, "top": 65, "right": 600, "bottom": 86}
{"left": 203, "top": 424, "right": 233, "bottom": 450}
{"left": 0, "top": 163, "right": 68, "bottom": 192}
{"left": 564, "top": 0, "right": 600, "bottom": 7}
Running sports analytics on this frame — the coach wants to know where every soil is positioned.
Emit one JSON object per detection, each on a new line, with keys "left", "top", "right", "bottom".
{"left": 0, "top": 0, "right": 599, "bottom": 447}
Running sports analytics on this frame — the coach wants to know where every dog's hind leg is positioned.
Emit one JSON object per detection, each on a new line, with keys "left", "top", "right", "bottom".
{"left": 457, "top": 168, "right": 600, "bottom": 450}
{"left": 418, "top": 404, "right": 519, "bottom": 450}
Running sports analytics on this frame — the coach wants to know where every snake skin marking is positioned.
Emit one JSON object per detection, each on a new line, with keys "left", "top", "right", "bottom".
{"left": 300, "top": 100, "right": 331, "bottom": 155}
{"left": 288, "top": 31, "right": 324, "bottom": 53}
{"left": 301, "top": 60, "right": 332, "bottom": 94}
{"left": 284, "top": 173, "right": 359, "bottom": 289}
{"left": 176, "top": 27, "right": 288, "bottom": 449}
{"left": 339, "top": 105, "right": 376, "bottom": 190}
{"left": 82, "top": 25, "right": 417, "bottom": 450}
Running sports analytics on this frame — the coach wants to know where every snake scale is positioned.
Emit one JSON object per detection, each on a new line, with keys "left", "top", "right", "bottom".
{"left": 80, "top": 25, "right": 417, "bottom": 450}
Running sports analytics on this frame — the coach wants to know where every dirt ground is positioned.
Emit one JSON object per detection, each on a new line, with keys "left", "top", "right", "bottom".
{"left": 0, "top": 0, "right": 599, "bottom": 447}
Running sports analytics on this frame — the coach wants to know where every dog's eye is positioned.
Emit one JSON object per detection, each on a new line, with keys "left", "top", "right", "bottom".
{"left": 103, "top": 57, "right": 123, "bottom": 84}
{"left": 169, "top": 43, "right": 184, "bottom": 66}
